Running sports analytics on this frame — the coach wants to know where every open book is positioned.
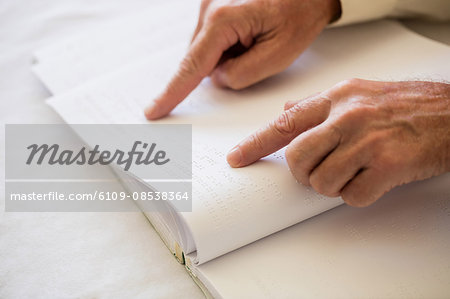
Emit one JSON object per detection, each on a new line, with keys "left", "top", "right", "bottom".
{"left": 33, "top": 8, "right": 450, "bottom": 298}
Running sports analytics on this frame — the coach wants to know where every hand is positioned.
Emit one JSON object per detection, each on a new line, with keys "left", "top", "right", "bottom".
{"left": 145, "top": 0, "right": 341, "bottom": 120}
{"left": 227, "top": 79, "right": 450, "bottom": 207}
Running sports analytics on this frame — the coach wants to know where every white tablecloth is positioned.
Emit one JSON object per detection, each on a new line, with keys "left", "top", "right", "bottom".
{"left": 0, "top": 1, "right": 204, "bottom": 298}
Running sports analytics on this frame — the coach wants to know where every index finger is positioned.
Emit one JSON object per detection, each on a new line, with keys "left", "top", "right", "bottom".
{"left": 145, "top": 24, "right": 237, "bottom": 120}
{"left": 227, "top": 96, "right": 331, "bottom": 167}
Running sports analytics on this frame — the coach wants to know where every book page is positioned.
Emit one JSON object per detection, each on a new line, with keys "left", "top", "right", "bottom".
{"left": 32, "top": 0, "right": 200, "bottom": 94}
{"left": 46, "top": 20, "right": 450, "bottom": 264}
{"left": 195, "top": 173, "right": 450, "bottom": 298}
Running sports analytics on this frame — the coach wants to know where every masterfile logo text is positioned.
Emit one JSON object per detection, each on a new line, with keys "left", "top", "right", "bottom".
{"left": 5, "top": 124, "right": 192, "bottom": 212}
{"left": 26, "top": 141, "right": 170, "bottom": 171}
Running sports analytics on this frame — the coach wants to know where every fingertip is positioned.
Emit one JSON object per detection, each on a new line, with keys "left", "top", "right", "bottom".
{"left": 144, "top": 102, "right": 164, "bottom": 120}
{"left": 226, "top": 146, "right": 242, "bottom": 168}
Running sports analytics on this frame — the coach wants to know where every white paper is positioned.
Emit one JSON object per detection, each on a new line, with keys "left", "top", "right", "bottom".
{"left": 32, "top": 0, "right": 200, "bottom": 94}
{"left": 195, "top": 173, "right": 450, "bottom": 298}
{"left": 45, "top": 20, "right": 450, "bottom": 264}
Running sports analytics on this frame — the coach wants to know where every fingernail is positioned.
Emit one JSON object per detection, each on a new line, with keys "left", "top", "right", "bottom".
{"left": 144, "top": 102, "right": 159, "bottom": 120}
{"left": 227, "top": 146, "right": 242, "bottom": 167}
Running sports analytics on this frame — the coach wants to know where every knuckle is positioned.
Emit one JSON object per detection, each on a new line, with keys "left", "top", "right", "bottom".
{"left": 284, "top": 101, "right": 294, "bottom": 111}
{"left": 326, "top": 123, "right": 343, "bottom": 140}
{"left": 328, "top": 78, "right": 365, "bottom": 98}
{"left": 285, "top": 144, "right": 310, "bottom": 186}
{"left": 179, "top": 54, "right": 203, "bottom": 77}
{"left": 340, "top": 78, "right": 364, "bottom": 89}
{"left": 285, "top": 145, "right": 298, "bottom": 167}
{"left": 341, "top": 190, "right": 364, "bottom": 207}
{"left": 286, "top": 140, "right": 310, "bottom": 164}
{"left": 309, "top": 171, "right": 324, "bottom": 194}
{"left": 341, "top": 188, "right": 377, "bottom": 208}
{"left": 270, "top": 111, "right": 297, "bottom": 136}
{"left": 309, "top": 170, "right": 333, "bottom": 197}
{"left": 341, "top": 171, "right": 384, "bottom": 207}
{"left": 208, "top": 5, "right": 231, "bottom": 22}
{"left": 285, "top": 155, "right": 302, "bottom": 184}
{"left": 247, "top": 131, "right": 265, "bottom": 152}
{"left": 339, "top": 105, "right": 373, "bottom": 122}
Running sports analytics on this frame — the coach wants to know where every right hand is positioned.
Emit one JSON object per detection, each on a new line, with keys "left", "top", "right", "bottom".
{"left": 145, "top": 0, "right": 341, "bottom": 120}
{"left": 226, "top": 79, "right": 450, "bottom": 207}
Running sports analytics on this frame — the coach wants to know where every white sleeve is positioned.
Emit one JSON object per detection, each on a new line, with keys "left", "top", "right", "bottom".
{"left": 332, "top": 0, "right": 450, "bottom": 26}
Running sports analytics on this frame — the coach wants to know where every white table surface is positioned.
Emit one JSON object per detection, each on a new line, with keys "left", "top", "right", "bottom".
{"left": 0, "top": 1, "right": 204, "bottom": 298}
{"left": 0, "top": 1, "right": 448, "bottom": 298}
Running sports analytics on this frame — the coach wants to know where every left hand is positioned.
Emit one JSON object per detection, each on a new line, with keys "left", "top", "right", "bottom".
{"left": 226, "top": 79, "right": 450, "bottom": 207}
{"left": 144, "top": 0, "right": 341, "bottom": 120}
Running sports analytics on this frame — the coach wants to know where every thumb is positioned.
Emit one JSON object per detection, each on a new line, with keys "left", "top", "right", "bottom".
{"left": 210, "top": 39, "right": 296, "bottom": 90}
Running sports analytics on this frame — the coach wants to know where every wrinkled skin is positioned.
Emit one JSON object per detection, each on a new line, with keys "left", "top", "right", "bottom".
{"left": 144, "top": 0, "right": 450, "bottom": 207}
{"left": 227, "top": 79, "right": 450, "bottom": 206}
{"left": 145, "top": 0, "right": 340, "bottom": 119}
